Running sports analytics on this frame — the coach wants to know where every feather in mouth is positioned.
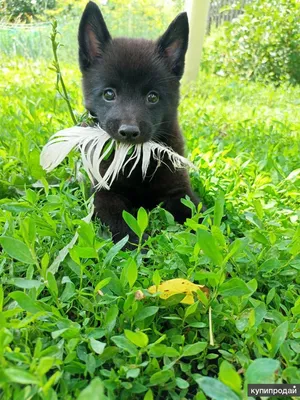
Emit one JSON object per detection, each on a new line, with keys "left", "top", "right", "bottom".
{"left": 40, "top": 125, "right": 195, "bottom": 191}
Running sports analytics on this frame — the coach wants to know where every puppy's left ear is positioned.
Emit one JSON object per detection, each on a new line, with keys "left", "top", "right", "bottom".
{"left": 78, "top": 1, "right": 111, "bottom": 71}
{"left": 157, "top": 12, "right": 189, "bottom": 79}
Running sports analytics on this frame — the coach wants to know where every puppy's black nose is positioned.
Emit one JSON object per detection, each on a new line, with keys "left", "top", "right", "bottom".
{"left": 118, "top": 124, "right": 140, "bottom": 141}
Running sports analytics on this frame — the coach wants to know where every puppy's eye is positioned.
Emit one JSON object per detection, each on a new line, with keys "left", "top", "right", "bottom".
{"left": 103, "top": 88, "right": 116, "bottom": 101}
{"left": 147, "top": 91, "right": 159, "bottom": 104}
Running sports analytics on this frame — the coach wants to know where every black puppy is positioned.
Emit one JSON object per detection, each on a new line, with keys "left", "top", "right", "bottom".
{"left": 78, "top": 1, "right": 199, "bottom": 242}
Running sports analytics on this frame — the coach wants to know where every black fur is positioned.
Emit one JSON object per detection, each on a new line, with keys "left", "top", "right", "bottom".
{"left": 78, "top": 1, "right": 200, "bottom": 242}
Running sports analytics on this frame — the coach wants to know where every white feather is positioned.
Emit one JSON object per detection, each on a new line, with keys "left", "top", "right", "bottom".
{"left": 150, "top": 141, "right": 195, "bottom": 170}
{"left": 141, "top": 142, "right": 152, "bottom": 179}
{"left": 100, "top": 143, "right": 131, "bottom": 189}
{"left": 40, "top": 125, "right": 194, "bottom": 191}
{"left": 123, "top": 145, "right": 142, "bottom": 177}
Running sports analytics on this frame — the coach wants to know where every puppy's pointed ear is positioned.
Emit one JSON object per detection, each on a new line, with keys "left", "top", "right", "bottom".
{"left": 78, "top": 1, "right": 111, "bottom": 71}
{"left": 157, "top": 12, "right": 189, "bottom": 79}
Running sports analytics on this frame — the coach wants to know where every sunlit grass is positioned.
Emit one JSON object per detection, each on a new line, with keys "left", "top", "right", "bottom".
{"left": 0, "top": 56, "right": 299, "bottom": 399}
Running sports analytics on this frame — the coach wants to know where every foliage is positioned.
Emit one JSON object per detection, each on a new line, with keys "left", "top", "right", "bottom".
{"left": 0, "top": 56, "right": 300, "bottom": 399}
{"left": 0, "top": 0, "right": 180, "bottom": 61}
{"left": 0, "top": 0, "right": 183, "bottom": 23}
{"left": 0, "top": 0, "right": 56, "bottom": 22}
{"left": 203, "top": 0, "right": 300, "bottom": 84}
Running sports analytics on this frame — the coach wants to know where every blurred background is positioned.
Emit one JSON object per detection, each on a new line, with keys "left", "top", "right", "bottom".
{"left": 0, "top": 0, "right": 185, "bottom": 62}
{"left": 1, "top": 0, "right": 299, "bottom": 85}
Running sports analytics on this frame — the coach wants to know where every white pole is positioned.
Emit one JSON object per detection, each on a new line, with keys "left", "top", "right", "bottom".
{"left": 184, "top": 0, "right": 210, "bottom": 83}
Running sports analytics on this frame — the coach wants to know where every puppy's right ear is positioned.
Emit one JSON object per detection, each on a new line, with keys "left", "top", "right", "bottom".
{"left": 157, "top": 12, "right": 189, "bottom": 79}
{"left": 78, "top": 1, "right": 111, "bottom": 71}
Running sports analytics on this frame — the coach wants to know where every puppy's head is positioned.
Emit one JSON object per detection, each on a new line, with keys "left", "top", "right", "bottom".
{"left": 78, "top": 1, "right": 189, "bottom": 144}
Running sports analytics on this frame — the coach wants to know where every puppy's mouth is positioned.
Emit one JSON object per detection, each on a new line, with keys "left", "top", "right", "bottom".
{"left": 110, "top": 132, "right": 152, "bottom": 145}
{"left": 97, "top": 119, "right": 154, "bottom": 144}
{"left": 106, "top": 125, "right": 153, "bottom": 145}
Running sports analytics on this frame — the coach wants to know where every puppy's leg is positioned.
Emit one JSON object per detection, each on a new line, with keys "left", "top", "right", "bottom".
{"left": 93, "top": 191, "right": 134, "bottom": 243}
{"left": 162, "top": 189, "right": 199, "bottom": 223}
{"left": 152, "top": 169, "right": 202, "bottom": 224}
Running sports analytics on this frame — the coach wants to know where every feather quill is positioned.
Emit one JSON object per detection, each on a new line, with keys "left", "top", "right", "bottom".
{"left": 40, "top": 125, "right": 194, "bottom": 190}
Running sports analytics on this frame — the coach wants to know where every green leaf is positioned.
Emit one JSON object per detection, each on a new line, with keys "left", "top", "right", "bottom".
{"left": 245, "top": 358, "right": 280, "bottom": 384}
{"left": 224, "top": 239, "right": 245, "bottom": 263}
{"left": 162, "top": 293, "right": 185, "bottom": 306}
{"left": 213, "top": 192, "right": 225, "bottom": 227}
{"left": 90, "top": 338, "right": 106, "bottom": 355}
{"left": 291, "top": 298, "right": 300, "bottom": 316}
{"left": 219, "top": 360, "right": 241, "bottom": 394}
{"left": 41, "top": 253, "right": 49, "bottom": 271}
{"left": 104, "top": 236, "right": 128, "bottom": 265}
{"left": 78, "top": 296, "right": 94, "bottom": 312}
{"left": 102, "top": 139, "right": 115, "bottom": 161}
{"left": 10, "top": 291, "right": 43, "bottom": 314}
{"left": 20, "top": 216, "right": 36, "bottom": 245}
{"left": 253, "top": 199, "right": 264, "bottom": 219}
{"left": 10, "top": 278, "right": 42, "bottom": 289}
{"left": 211, "top": 225, "right": 226, "bottom": 248}
{"left": 61, "top": 282, "right": 75, "bottom": 302}
{"left": 37, "top": 357, "right": 55, "bottom": 376}
{"left": 245, "top": 212, "right": 263, "bottom": 229}
{"left": 124, "top": 329, "right": 149, "bottom": 347}
{"left": 266, "top": 287, "right": 276, "bottom": 305}
{"left": 150, "top": 370, "right": 173, "bottom": 386}
{"left": 137, "top": 207, "right": 148, "bottom": 233}
{"left": 95, "top": 277, "right": 111, "bottom": 292}
{"left": 196, "top": 377, "right": 240, "bottom": 400}
{"left": 270, "top": 321, "right": 289, "bottom": 358}
{"left": 290, "top": 226, "right": 300, "bottom": 255}
{"left": 103, "top": 304, "right": 118, "bottom": 333}
{"left": 152, "top": 270, "right": 161, "bottom": 287}
{"left": 152, "top": 334, "right": 166, "bottom": 346}
{"left": 185, "top": 301, "right": 199, "bottom": 319}
{"left": 165, "top": 347, "right": 180, "bottom": 357}
{"left": 0, "top": 236, "right": 35, "bottom": 264}
{"left": 197, "top": 229, "right": 223, "bottom": 265}
{"left": 259, "top": 259, "right": 281, "bottom": 273}
{"left": 144, "top": 389, "right": 154, "bottom": 400}
{"left": 286, "top": 168, "right": 300, "bottom": 182}
{"left": 0, "top": 285, "right": 3, "bottom": 311}
{"left": 1, "top": 202, "right": 33, "bottom": 213}
{"left": 181, "top": 196, "right": 197, "bottom": 213}
{"left": 254, "top": 302, "right": 267, "bottom": 327}
{"left": 0, "top": 328, "right": 13, "bottom": 349}
{"left": 127, "top": 258, "right": 138, "bottom": 288}
{"left": 176, "top": 377, "right": 189, "bottom": 389}
{"left": 182, "top": 341, "right": 207, "bottom": 357}
{"left": 4, "top": 368, "right": 39, "bottom": 384}
{"left": 77, "top": 221, "right": 95, "bottom": 247}
{"left": 251, "top": 230, "right": 269, "bottom": 246}
{"left": 247, "top": 278, "right": 257, "bottom": 294}
{"left": 72, "top": 246, "right": 98, "bottom": 259}
{"left": 77, "top": 377, "right": 107, "bottom": 400}
{"left": 47, "top": 271, "right": 58, "bottom": 297}
{"left": 219, "top": 278, "right": 252, "bottom": 297}
{"left": 135, "top": 306, "right": 159, "bottom": 322}
{"left": 126, "top": 368, "right": 140, "bottom": 379}
{"left": 122, "top": 211, "right": 141, "bottom": 238}
{"left": 196, "top": 289, "right": 209, "bottom": 306}
{"left": 149, "top": 344, "right": 179, "bottom": 357}
{"left": 111, "top": 335, "right": 138, "bottom": 356}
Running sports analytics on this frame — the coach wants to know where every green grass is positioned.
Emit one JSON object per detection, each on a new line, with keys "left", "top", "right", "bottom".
{"left": 0, "top": 56, "right": 300, "bottom": 400}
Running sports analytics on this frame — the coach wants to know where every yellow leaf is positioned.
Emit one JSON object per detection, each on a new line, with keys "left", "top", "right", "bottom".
{"left": 148, "top": 278, "right": 209, "bottom": 304}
